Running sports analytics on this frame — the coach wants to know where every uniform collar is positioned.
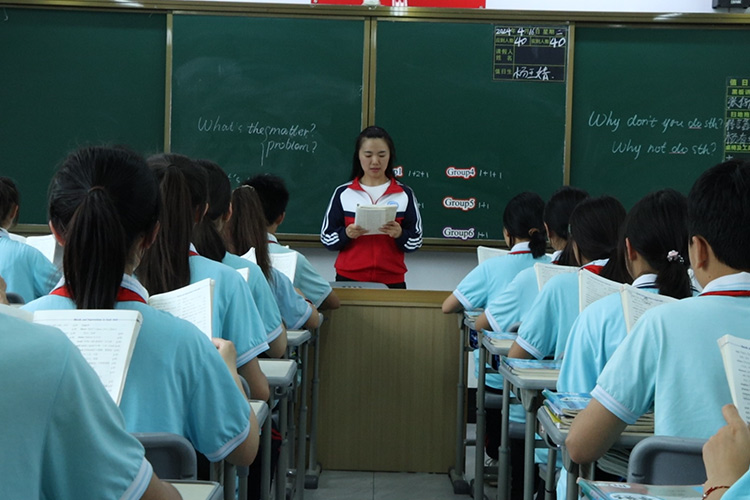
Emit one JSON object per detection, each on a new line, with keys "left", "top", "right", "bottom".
{"left": 267, "top": 233, "right": 279, "bottom": 245}
{"left": 632, "top": 273, "right": 658, "bottom": 289}
{"left": 509, "top": 241, "right": 531, "bottom": 253}
{"left": 350, "top": 177, "right": 402, "bottom": 196}
{"left": 0, "top": 228, "right": 8, "bottom": 238}
{"left": 52, "top": 273, "right": 150, "bottom": 302}
{"left": 550, "top": 249, "right": 562, "bottom": 263}
{"left": 700, "top": 272, "right": 750, "bottom": 295}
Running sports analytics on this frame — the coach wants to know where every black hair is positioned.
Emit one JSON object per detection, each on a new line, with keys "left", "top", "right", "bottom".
{"left": 502, "top": 192, "right": 547, "bottom": 258}
{"left": 138, "top": 153, "right": 208, "bottom": 295}
{"left": 0, "top": 177, "right": 20, "bottom": 227}
{"left": 244, "top": 174, "right": 289, "bottom": 227}
{"left": 567, "top": 195, "right": 629, "bottom": 283}
{"left": 48, "top": 146, "right": 160, "bottom": 309}
{"left": 544, "top": 186, "right": 589, "bottom": 241}
{"left": 192, "top": 159, "right": 230, "bottom": 263}
{"left": 223, "top": 186, "right": 273, "bottom": 281}
{"left": 350, "top": 126, "right": 396, "bottom": 181}
{"left": 688, "top": 159, "right": 750, "bottom": 271}
{"left": 624, "top": 189, "right": 691, "bottom": 299}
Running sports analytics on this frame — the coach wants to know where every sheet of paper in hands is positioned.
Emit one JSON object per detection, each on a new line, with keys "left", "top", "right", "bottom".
{"left": 354, "top": 205, "right": 397, "bottom": 234}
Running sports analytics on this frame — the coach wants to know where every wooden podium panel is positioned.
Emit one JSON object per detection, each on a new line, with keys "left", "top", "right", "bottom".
{"left": 317, "top": 289, "right": 459, "bottom": 473}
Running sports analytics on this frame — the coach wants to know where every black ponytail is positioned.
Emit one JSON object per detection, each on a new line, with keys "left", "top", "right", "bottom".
{"left": 223, "top": 186, "right": 273, "bottom": 282}
{"left": 48, "top": 146, "right": 160, "bottom": 309}
{"left": 138, "top": 154, "right": 207, "bottom": 295}
{"left": 0, "top": 177, "right": 20, "bottom": 227}
{"left": 192, "top": 159, "right": 231, "bottom": 263}
{"left": 568, "top": 196, "right": 630, "bottom": 283}
{"left": 624, "top": 189, "right": 691, "bottom": 299}
{"left": 502, "top": 192, "right": 547, "bottom": 258}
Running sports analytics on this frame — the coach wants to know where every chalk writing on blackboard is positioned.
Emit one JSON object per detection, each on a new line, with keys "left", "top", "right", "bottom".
{"left": 584, "top": 109, "right": 724, "bottom": 160}
{"left": 725, "top": 77, "right": 750, "bottom": 162}
{"left": 197, "top": 116, "right": 318, "bottom": 166}
{"left": 493, "top": 26, "right": 567, "bottom": 82}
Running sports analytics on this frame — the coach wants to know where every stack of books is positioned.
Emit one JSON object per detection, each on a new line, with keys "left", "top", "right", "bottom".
{"left": 502, "top": 357, "right": 561, "bottom": 380}
{"left": 541, "top": 390, "right": 654, "bottom": 433}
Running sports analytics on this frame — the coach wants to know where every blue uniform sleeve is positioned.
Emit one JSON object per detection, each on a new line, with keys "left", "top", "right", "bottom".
{"left": 454, "top": 261, "right": 490, "bottom": 311}
{"left": 270, "top": 268, "right": 313, "bottom": 330}
{"left": 485, "top": 267, "right": 538, "bottom": 333}
{"left": 393, "top": 185, "right": 423, "bottom": 253}
{"left": 32, "top": 249, "right": 62, "bottom": 299}
{"left": 320, "top": 186, "right": 351, "bottom": 252}
{"left": 293, "top": 252, "right": 333, "bottom": 309}
{"left": 44, "top": 341, "right": 152, "bottom": 500}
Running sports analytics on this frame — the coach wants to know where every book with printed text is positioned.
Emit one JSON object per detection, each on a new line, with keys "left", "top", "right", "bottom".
{"left": 477, "top": 245, "right": 508, "bottom": 264}
{"left": 579, "top": 270, "right": 622, "bottom": 312}
{"left": 534, "top": 262, "right": 577, "bottom": 291}
{"left": 354, "top": 204, "right": 397, "bottom": 234}
{"left": 147, "top": 278, "right": 214, "bottom": 339}
{"left": 577, "top": 479, "right": 701, "bottom": 500}
{"left": 620, "top": 285, "right": 677, "bottom": 333}
{"left": 718, "top": 334, "right": 750, "bottom": 423}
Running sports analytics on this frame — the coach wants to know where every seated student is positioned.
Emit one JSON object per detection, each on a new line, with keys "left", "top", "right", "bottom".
{"left": 702, "top": 404, "right": 750, "bottom": 500}
{"left": 23, "top": 146, "right": 259, "bottom": 471}
{"left": 0, "top": 176, "right": 61, "bottom": 303}
{"left": 245, "top": 173, "right": 339, "bottom": 311}
{"left": 442, "top": 191, "right": 550, "bottom": 314}
{"left": 475, "top": 186, "right": 588, "bottom": 333}
{"left": 566, "top": 159, "right": 750, "bottom": 465}
{"left": 193, "top": 159, "right": 287, "bottom": 358}
{"left": 138, "top": 153, "right": 270, "bottom": 402}
{"left": 555, "top": 189, "right": 693, "bottom": 498}
{"left": 224, "top": 185, "right": 320, "bottom": 331}
{"left": 508, "top": 195, "right": 629, "bottom": 361}
{"left": 1, "top": 309, "right": 181, "bottom": 500}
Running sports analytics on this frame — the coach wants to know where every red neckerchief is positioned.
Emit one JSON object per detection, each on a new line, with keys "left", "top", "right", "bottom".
{"left": 508, "top": 250, "right": 531, "bottom": 255}
{"left": 189, "top": 250, "right": 199, "bottom": 257}
{"left": 50, "top": 285, "right": 147, "bottom": 304}
{"left": 583, "top": 264, "right": 604, "bottom": 275}
{"left": 701, "top": 290, "right": 750, "bottom": 297}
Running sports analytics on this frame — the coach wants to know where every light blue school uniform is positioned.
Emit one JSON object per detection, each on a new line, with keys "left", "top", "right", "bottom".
{"left": 724, "top": 469, "right": 750, "bottom": 500}
{"left": 190, "top": 250, "right": 270, "bottom": 366}
{"left": 23, "top": 274, "right": 252, "bottom": 462}
{"left": 453, "top": 242, "right": 551, "bottom": 311}
{"left": 269, "top": 267, "right": 313, "bottom": 330}
{"left": 593, "top": 272, "right": 750, "bottom": 438}
{"left": 515, "top": 259, "right": 609, "bottom": 360}
{"left": 268, "top": 233, "right": 333, "bottom": 308}
{"left": 223, "top": 252, "right": 284, "bottom": 345}
{"left": 0, "top": 229, "right": 61, "bottom": 303}
{"left": 0, "top": 312, "right": 151, "bottom": 500}
{"left": 555, "top": 274, "right": 658, "bottom": 498}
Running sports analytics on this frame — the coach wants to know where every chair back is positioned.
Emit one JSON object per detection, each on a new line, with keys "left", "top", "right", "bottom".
{"left": 626, "top": 435, "right": 706, "bottom": 485}
{"left": 133, "top": 432, "right": 197, "bottom": 480}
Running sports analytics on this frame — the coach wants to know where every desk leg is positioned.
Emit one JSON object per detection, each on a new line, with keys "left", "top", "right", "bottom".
{"left": 523, "top": 405, "right": 536, "bottom": 500}
{"left": 497, "top": 378, "right": 511, "bottom": 500}
{"left": 474, "top": 341, "right": 487, "bottom": 500}
{"left": 295, "top": 342, "right": 310, "bottom": 500}
{"left": 223, "top": 463, "right": 237, "bottom": 500}
{"left": 566, "top": 468, "right": 578, "bottom": 500}
{"left": 449, "top": 318, "right": 470, "bottom": 494}
{"left": 261, "top": 394, "right": 274, "bottom": 500}
{"left": 277, "top": 388, "right": 290, "bottom": 500}
{"left": 305, "top": 330, "right": 321, "bottom": 489}
{"left": 544, "top": 447, "right": 557, "bottom": 500}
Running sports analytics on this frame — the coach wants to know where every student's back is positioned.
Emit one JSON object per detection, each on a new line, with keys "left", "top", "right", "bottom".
{"left": 0, "top": 312, "right": 155, "bottom": 500}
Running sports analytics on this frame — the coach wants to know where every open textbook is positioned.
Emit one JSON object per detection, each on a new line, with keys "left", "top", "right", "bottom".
{"left": 534, "top": 262, "right": 577, "bottom": 291}
{"left": 477, "top": 245, "right": 508, "bottom": 264}
{"left": 241, "top": 247, "right": 297, "bottom": 283}
{"left": 25, "top": 234, "right": 64, "bottom": 268}
{"left": 0, "top": 304, "right": 141, "bottom": 405}
{"left": 718, "top": 334, "right": 750, "bottom": 423}
{"left": 578, "top": 271, "right": 622, "bottom": 312}
{"left": 147, "top": 278, "right": 214, "bottom": 339}
{"left": 578, "top": 479, "right": 701, "bottom": 500}
{"left": 354, "top": 204, "right": 397, "bottom": 234}
{"left": 620, "top": 284, "right": 677, "bottom": 333}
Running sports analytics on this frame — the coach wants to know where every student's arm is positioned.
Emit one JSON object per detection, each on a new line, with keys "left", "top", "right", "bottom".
{"left": 225, "top": 407, "right": 260, "bottom": 466}
{"left": 507, "top": 340, "right": 534, "bottom": 359}
{"left": 318, "top": 289, "right": 340, "bottom": 311}
{"left": 442, "top": 293, "right": 463, "bottom": 314}
{"left": 702, "top": 404, "right": 750, "bottom": 500}
{"left": 474, "top": 312, "right": 490, "bottom": 331}
{"left": 0, "top": 275, "right": 7, "bottom": 305}
{"left": 238, "top": 358, "right": 270, "bottom": 403}
{"left": 266, "top": 324, "right": 287, "bottom": 358}
{"left": 302, "top": 298, "right": 321, "bottom": 329}
{"left": 140, "top": 473, "right": 181, "bottom": 500}
{"left": 565, "top": 398, "right": 627, "bottom": 464}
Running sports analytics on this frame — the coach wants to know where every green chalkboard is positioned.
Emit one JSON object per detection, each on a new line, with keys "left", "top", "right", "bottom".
{"left": 374, "top": 21, "right": 568, "bottom": 241}
{"left": 570, "top": 26, "right": 750, "bottom": 208}
{"left": 170, "top": 14, "right": 365, "bottom": 235}
{"left": 0, "top": 8, "right": 166, "bottom": 224}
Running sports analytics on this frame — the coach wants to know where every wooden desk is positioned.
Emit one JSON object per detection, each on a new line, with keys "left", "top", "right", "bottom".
{"left": 317, "top": 288, "right": 458, "bottom": 473}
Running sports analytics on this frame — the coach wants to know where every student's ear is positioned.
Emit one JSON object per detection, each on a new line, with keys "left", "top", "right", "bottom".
{"left": 275, "top": 212, "right": 286, "bottom": 227}
{"left": 624, "top": 238, "right": 638, "bottom": 262}
{"left": 49, "top": 221, "right": 66, "bottom": 246}
{"left": 8, "top": 204, "right": 19, "bottom": 228}
{"left": 222, "top": 203, "right": 233, "bottom": 224}
{"left": 143, "top": 221, "right": 161, "bottom": 250}
{"left": 194, "top": 203, "right": 209, "bottom": 224}
{"left": 688, "top": 235, "right": 710, "bottom": 270}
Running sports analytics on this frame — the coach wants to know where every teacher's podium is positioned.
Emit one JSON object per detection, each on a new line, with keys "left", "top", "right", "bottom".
{"left": 317, "top": 288, "right": 458, "bottom": 473}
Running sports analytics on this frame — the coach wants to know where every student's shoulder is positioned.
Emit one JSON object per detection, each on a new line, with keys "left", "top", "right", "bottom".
{"left": 0, "top": 312, "right": 72, "bottom": 355}
{"left": 0, "top": 236, "right": 50, "bottom": 261}
{"left": 191, "top": 255, "right": 248, "bottom": 286}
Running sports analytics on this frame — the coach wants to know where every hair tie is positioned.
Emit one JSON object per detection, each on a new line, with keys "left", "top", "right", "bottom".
{"left": 240, "top": 185, "right": 255, "bottom": 191}
{"left": 88, "top": 186, "right": 106, "bottom": 194}
{"left": 666, "top": 250, "right": 684, "bottom": 264}
{"left": 528, "top": 228, "right": 540, "bottom": 236}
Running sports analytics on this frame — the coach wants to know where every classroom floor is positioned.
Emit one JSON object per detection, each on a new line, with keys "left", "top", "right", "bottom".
{"left": 302, "top": 424, "right": 498, "bottom": 500}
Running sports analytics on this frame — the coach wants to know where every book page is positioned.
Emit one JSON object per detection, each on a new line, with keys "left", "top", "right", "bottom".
{"left": 0, "top": 303, "right": 34, "bottom": 321}
{"left": 477, "top": 246, "right": 508, "bottom": 264}
{"left": 353, "top": 204, "right": 397, "bottom": 234}
{"left": 578, "top": 270, "right": 622, "bottom": 312}
{"left": 270, "top": 252, "right": 297, "bottom": 284}
{"left": 148, "top": 279, "right": 214, "bottom": 339}
{"left": 620, "top": 285, "right": 677, "bottom": 333}
{"left": 534, "top": 262, "right": 577, "bottom": 291}
{"left": 236, "top": 267, "right": 250, "bottom": 282}
{"left": 25, "top": 234, "right": 62, "bottom": 266}
{"left": 718, "top": 334, "right": 750, "bottom": 423}
{"left": 240, "top": 247, "right": 257, "bottom": 263}
{"left": 32, "top": 309, "right": 142, "bottom": 405}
